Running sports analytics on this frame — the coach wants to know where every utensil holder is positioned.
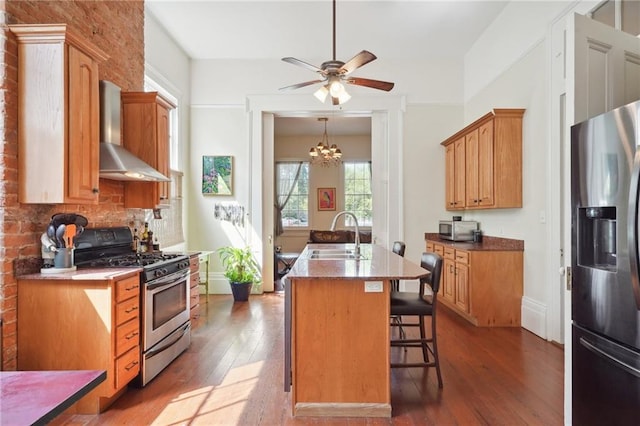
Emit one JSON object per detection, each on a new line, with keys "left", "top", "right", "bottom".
{"left": 54, "top": 248, "right": 74, "bottom": 269}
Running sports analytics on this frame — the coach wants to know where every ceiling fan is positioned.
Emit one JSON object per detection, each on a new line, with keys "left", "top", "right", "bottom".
{"left": 279, "top": 0, "right": 395, "bottom": 105}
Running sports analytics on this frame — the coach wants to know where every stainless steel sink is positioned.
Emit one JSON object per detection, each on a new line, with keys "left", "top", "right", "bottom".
{"left": 307, "top": 249, "right": 366, "bottom": 260}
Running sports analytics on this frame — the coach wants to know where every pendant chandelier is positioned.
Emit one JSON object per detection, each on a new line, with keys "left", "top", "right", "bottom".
{"left": 309, "top": 118, "right": 342, "bottom": 166}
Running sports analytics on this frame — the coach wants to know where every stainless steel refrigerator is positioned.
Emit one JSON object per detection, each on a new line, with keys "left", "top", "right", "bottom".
{"left": 571, "top": 99, "right": 640, "bottom": 425}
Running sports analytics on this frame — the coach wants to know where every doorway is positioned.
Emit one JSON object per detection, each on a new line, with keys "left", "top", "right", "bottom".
{"left": 247, "top": 94, "right": 405, "bottom": 292}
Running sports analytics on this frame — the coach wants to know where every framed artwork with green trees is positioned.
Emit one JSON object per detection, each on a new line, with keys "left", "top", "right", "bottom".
{"left": 202, "top": 155, "right": 233, "bottom": 195}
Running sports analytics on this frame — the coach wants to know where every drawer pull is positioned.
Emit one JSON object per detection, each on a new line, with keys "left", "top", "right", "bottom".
{"left": 125, "top": 331, "right": 139, "bottom": 340}
{"left": 125, "top": 306, "right": 138, "bottom": 314}
{"left": 125, "top": 360, "right": 139, "bottom": 371}
{"left": 125, "top": 285, "right": 139, "bottom": 291}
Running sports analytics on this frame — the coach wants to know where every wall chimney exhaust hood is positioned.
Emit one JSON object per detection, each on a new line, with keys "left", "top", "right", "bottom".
{"left": 99, "top": 80, "right": 170, "bottom": 182}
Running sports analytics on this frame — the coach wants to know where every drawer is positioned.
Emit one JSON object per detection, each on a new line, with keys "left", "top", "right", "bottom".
{"left": 426, "top": 242, "right": 434, "bottom": 252}
{"left": 455, "top": 250, "right": 469, "bottom": 264}
{"left": 189, "top": 255, "right": 199, "bottom": 272}
{"left": 190, "top": 303, "right": 200, "bottom": 320}
{"left": 433, "top": 244, "right": 445, "bottom": 256}
{"left": 190, "top": 290, "right": 199, "bottom": 310}
{"left": 444, "top": 247, "right": 455, "bottom": 259}
{"left": 116, "top": 275, "right": 140, "bottom": 302}
{"left": 115, "top": 346, "right": 140, "bottom": 390}
{"left": 116, "top": 297, "right": 139, "bottom": 326}
{"left": 116, "top": 318, "right": 139, "bottom": 357}
{"left": 190, "top": 272, "right": 199, "bottom": 288}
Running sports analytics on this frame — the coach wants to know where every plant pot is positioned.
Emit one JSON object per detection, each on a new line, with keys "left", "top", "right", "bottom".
{"left": 230, "top": 281, "right": 253, "bottom": 302}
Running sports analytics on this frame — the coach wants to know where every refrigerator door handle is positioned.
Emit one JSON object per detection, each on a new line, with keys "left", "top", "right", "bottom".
{"left": 580, "top": 337, "right": 640, "bottom": 378}
{"left": 628, "top": 151, "right": 640, "bottom": 309}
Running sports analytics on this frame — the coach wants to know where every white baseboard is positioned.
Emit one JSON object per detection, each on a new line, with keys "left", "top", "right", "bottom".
{"left": 521, "top": 296, "right": 547, "bottom": 339}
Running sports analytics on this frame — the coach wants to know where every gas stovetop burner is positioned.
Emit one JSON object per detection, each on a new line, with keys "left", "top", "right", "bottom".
{"left": 84, "top": 252, "right": 184, "bottom": 268}
{"left": 73, "top": 227, "right": 191, "bottom": 282}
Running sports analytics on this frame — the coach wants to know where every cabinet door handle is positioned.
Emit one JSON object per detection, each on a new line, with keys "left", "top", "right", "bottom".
{"left": 92, "top": 188, "right": 99, "bottom": 194}
{"left": 125, "top": 331, "right": 139, "bottom": 340}
{"left": 125, "top": 360, "right": 139, "bottom": 371}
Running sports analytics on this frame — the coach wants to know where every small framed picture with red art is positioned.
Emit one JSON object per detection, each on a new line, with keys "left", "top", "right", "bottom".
{"left": 317, "top": 187, "right": 336, "bottom": 211}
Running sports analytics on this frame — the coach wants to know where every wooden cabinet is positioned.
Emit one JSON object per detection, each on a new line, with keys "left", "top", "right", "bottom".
{"left": 427, "top": 241, "right": 447, "bottom": 298}
{"left": 442, "top": 109, "right": 524, "bottom": 210}
{"left": 122, "top": 92, "right": 174, "bottom": 208}
{"left": 453, "top": 250, "right": 470, "bottom": 313}
{"left": 9, "top": 24, "right": 108, "bottom": 204}
{"left": 17, "top": 271, "right": 141, "bottom": 413}
{"left": 426, "top": 239, "right": 523, "bottom": 326}
{"left": 442, "top": 247, "right": 457, "bottom": 305}
{"left": 445, "top": 137, "right": 466, "bottom": 209}
{"left": 189, "top": 254, "right": 201, "bottom": 320}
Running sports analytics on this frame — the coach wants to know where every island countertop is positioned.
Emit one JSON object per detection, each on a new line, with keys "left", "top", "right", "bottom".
{"left": 286, "top": 243, "right": 429, "bottom": 281}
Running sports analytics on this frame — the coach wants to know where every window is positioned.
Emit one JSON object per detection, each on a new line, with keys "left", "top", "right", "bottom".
{"left": 144, "top": 75, "right": 184, "bottom": 246}
{"left": 277, "top": 162, "right": 309, "bottom": 227}
{"left": 344, "top": 162, "right": 372, "bottom": 227}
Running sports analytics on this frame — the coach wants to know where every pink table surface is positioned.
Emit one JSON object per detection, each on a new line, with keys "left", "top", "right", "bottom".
{"left": 0, "top": 370, "right": 106, "bottom": 425}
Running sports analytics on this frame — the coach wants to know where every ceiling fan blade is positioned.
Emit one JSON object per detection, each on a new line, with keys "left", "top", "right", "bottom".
{"left": 282, "top": 57, "right": 323, "bottom": 74}
{"left": 346, "top": 77, "right": 395, "bottom": 92}
{"left": 279, "top": 80, "right": 325, "bottom": 91}
{"left": 340, "top": 50, "right": 377, "bottom": 75}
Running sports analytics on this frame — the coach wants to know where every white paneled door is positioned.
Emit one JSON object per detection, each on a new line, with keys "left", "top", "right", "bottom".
{"left": 552, "top": 9, "right": 640, "bottom": 423}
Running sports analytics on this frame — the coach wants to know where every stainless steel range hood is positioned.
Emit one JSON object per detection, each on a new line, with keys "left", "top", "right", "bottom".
{"left": 99, "top": 80, "right": 170, "bottom": 182}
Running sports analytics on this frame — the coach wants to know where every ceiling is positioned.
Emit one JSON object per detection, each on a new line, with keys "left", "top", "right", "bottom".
{"left": 146, "top": 0, "right": 509, "bottom": 135}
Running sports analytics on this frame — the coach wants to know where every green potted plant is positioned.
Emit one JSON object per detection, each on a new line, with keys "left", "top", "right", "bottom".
{"left": 218, "top": 246, "right": 261, "bottom": 302}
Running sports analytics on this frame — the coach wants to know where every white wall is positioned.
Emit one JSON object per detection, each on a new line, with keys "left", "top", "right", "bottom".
{"left": 403, "top": 104, "right": 462, "bottom": 263}
{"left": 464, "top": 1, "right": 573, "bottom": 102}
{"left": 464, "top": 41, "right": 550, "bottom": 337}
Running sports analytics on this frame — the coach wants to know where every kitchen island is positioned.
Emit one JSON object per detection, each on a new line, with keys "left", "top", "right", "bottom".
{"left": 284, "top": 243, "right": 429, "bottom": 418}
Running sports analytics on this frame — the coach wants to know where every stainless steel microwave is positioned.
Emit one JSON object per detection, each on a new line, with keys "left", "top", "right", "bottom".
{"left": 439, "top": 220, "right": 478, "bottom": 241}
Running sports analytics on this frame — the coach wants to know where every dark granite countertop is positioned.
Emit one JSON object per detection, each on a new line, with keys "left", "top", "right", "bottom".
{"left": 425, "top": 233, "right": 524, "bottom": 251}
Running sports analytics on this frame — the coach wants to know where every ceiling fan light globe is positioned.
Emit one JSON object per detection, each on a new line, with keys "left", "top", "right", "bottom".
{"left": 329, "top": 80, "right": 345, "bottom": 97}
{"left": 314, "top": 86, "right": 329, "bottom": 103}
{"left": 337, "top": 91, "right": 351, "bottom": 104}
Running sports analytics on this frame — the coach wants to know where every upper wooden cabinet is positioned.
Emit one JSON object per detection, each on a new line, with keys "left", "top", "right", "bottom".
{"left": 121, "top": 92, "right": 175, "bottom": 209}
{"left": 445, "top": 137, "right": 466, "bottom": 210}
{"left": 442, "top": 109, "right": 525, "bottom": 210}
{"left": 10, "top": 24, "right": 108, "bottom": 204}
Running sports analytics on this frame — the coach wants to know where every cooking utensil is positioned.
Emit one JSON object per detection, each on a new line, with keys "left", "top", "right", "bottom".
{"left": 65, "top": 224, "right": 76, "bottom": 248}
{"left": 56, "top": 224, "right": 66, "bottom": 248}
{"left": 40, "top": 232, "right": 57, "bottom": 252}
{"left": 50, "top": 213, "right": 89, "bottom": 229}
{"left": 47, "top": 224, "right": 56, "bottom": 242}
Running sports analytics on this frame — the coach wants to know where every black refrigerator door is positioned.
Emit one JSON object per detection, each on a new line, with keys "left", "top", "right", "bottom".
{"left": 573, "top": 323, "right": 640, "bottom": 425}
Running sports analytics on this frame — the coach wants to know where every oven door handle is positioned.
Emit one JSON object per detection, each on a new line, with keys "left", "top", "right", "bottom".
{"left": 146, "top": 322, "right": 191, "bottom": 359}
{"left": 146, "top": 269, "right": 190, "bottom": 290}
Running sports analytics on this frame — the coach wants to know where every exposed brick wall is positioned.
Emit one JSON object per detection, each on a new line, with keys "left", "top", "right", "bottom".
{"left": 0, "top": 1, "right": 145, "bottom": 370}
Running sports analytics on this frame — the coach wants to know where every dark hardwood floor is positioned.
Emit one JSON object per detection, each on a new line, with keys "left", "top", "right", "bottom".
{"left": 53, "top": 293, "right": 564, "bottom": 425}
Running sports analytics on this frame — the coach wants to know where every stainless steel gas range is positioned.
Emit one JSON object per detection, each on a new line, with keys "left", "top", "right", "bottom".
{"left": 75, "top": 227, "right": 191, "bottom": 386}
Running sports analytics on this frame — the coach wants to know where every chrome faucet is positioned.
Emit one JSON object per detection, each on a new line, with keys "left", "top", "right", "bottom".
{"left": 330, "top": 211, "right": 361, "bottom": 257}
